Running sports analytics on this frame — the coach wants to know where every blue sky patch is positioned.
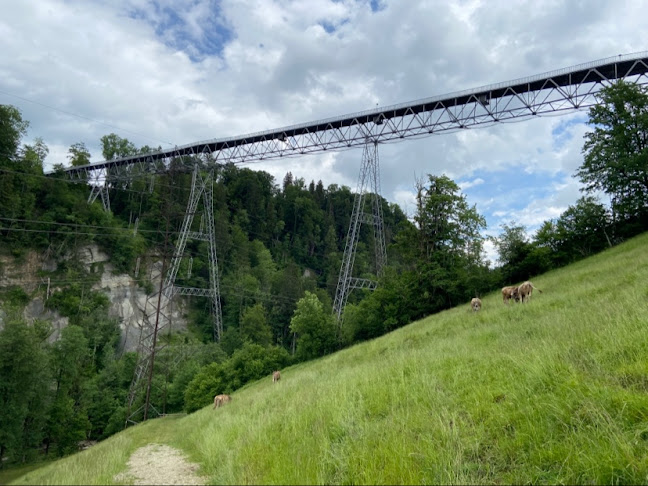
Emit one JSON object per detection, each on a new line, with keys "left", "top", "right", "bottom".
{"left": 319, "top": 20, "right": 336, "bottom": 34}
{"left": 369, "top": 0, "right": 386, "bottom": 13}
{"left": 550, "top": 114, "right": 587, "bottom": 150}
{"left": 458, "top": 168, "right": 567, "bottom": 231}
{"left": 126, "top": 1, "right": 233, "bottom": 62}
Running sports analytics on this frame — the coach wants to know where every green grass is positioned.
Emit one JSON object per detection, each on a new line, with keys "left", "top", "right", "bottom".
{"left": 0, "top": 461, "right": 54, "bottom": 485}
{"left": 11, "top": 233, "right": 648, "bottom": 485}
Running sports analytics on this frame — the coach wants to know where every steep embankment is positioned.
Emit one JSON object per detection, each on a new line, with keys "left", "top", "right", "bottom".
{"left": 11, "top": 233, "right": 648, "bottom": 485}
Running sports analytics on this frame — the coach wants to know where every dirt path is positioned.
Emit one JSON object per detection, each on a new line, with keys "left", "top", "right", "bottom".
{"left": 113, "top": 443, "right": 206, "bottom": 485}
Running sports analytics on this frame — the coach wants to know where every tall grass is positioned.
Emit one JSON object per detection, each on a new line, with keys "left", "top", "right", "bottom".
{"left": 12, "top": 233, "right": 648, "bottom": 485}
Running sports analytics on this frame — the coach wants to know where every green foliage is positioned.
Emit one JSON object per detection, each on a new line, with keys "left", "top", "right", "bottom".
{"left": 0, "top": 104, "right": 28, "bottom": 158}
{"left": 97, "top": 230, "right": 146, "bottom": 274}
{"left": 413, "top": 174, "right": 486, "bottom": 262}
{"left": 491, "top": 222, "right": 553, "bottom": 283}
{"left": 67, "top": 142, "right": 91, "bottom": 167}
{"left": 239, "top": 303, "right": 272, "bottom": 346}
{"left": 45, "top": 286, "right": 110, "bottom": 325}
{"left": 290, "top": 292, "right": 337, "bottom": 361}
{"left": 578, "top": 80, "right": 648, "bottom": 224}
{"left": 0, "top": 319, "right": 50, "bottom": 465}
{"left": 76, "top": 310, "right": 121, "bottom": 371}
{"left": 86, "top": 352, "right": 137, "bottom": 440}
{"left": 184, "top": 343, "right": 292, "bottom": 413}
{"left": 0, "top": 286, "right": 30, "bottom": 308}
{"left": 165, "top": 361, "right": 201, "bottom": 413}
{"left": 100, "top": 133, "right": 138, "bottom": 160}
{"left": 45, "top": 326, "right": 92, "bottom": 456}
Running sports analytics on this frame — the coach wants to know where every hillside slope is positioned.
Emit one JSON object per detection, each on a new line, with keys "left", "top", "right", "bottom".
{"left": 11, "top": 233, "right": 648, "bottom": 485}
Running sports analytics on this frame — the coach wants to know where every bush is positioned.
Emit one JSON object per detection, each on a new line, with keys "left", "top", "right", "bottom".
{"left": 183, "top": 343, "right": 292, "bottom": 413}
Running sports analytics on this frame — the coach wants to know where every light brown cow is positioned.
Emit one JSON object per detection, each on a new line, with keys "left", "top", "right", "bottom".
{"left": 501, "top": 286, "right": 519, "bottom": 304}
{"left": 213, "top": 394, "right": 232, "bottom": 409}
{"left": 470, "top": 297, "right": 482, "bottom": 312}
{"left": 272, "top": 370, "right": 281, "bottom": 383}
{"left": 517, "top": 281, "right": 542, "bottom": 303}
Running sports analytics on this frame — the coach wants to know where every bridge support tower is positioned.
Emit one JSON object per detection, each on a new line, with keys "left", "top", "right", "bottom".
{"left": 333, "top": 140, "right": 387, "bottom": 327}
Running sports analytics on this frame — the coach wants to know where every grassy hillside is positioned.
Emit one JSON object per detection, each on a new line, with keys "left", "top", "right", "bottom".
{"left": 9, "top": 233, "right": 648, "bottom": 485}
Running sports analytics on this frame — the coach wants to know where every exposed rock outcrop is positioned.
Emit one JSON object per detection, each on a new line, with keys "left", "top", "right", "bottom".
{"left": 0, "top": 245, "right": 188, "bottom": 351}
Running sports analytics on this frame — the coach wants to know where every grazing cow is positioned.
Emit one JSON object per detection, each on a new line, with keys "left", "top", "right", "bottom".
{"left": 517, "top": 281, "right": 542, "bottom": 303}
{"left": 470, "top": 297, "right": 482, "bottom": 312}
{"left": 213, "top": 394, "right": 232, "bottom": 409}
{"left": 272, "top": 370, "right": 281, "bottom": 383}
{"left": 501, "top": 286, "right": 519, "bottom": 304}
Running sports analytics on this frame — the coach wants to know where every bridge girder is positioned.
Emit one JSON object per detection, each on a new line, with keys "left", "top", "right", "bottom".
{"left": 55, "top": 52, "right": 648, "bottom": 182}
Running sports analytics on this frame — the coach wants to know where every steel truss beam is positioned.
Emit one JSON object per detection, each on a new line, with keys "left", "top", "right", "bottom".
{"left": 333, "top": 141, "right": 387, "bottom": 325}
{"left": 54, "top": 52, "right": 648, "bottom": 179}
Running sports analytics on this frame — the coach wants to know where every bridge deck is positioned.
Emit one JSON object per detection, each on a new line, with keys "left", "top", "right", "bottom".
{"left": 56, "top": 51, "right": 648, "bottom": 177}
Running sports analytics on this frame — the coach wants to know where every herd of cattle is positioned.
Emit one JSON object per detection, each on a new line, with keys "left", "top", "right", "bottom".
{"left": 470, "top": 280, "right": 542, "bottom": 312}
{"left": 213, "top": 284, "right": 542, "bottom": 408}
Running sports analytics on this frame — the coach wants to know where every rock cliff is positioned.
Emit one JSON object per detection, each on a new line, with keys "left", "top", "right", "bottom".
{"left": 0, "top": 245, "right": 187, "bottom": 351}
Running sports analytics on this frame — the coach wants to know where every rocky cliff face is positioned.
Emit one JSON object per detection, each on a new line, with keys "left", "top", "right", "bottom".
{"left": 0, "top": 245, "right": 188, "bottom": 352}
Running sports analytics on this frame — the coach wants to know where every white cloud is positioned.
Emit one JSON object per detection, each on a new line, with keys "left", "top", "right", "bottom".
{"left": 459, "top": 178, "right": 485, "bottom": 190}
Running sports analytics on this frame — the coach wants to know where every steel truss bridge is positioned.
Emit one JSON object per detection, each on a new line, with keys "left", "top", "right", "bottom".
{"left": 57, "top": 51, "right": 648, "bottom": 182}
{"left": 65, "top": 51, "right": 647, "bottom": 425}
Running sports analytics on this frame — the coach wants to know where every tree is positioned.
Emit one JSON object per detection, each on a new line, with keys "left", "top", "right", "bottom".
{"left": 0, "top": 106, "right": 32, "bottom": 229}
{"left": 577, "top": 80, "right": 648, "bottom": 225}
{"left": 0, "top": 105, "right": 28, "bottom": 159}
{"left": 492, "top": 222, "right": 554, "bottom": 283}
{"left": 414, "top": 174, "right": 486, "bottom": 263}
{"left": 67, "top": 142, "right": 91, "bottom": 167}
{"left": 0, "top": 319, "right": 50, "bottom": 465}
{"left": 556, "top": 196, "right": 612, "bottom": 258}
{"left": 45, "top": 325, "right": 91, "bottom": 456}
{"left": 491, "top": 222, "right": 528, "bottom": 267}
{"left": 290, "top": 291, "right": 337, "bottom": 361}
{"left": 100, "top": 133, "right": 138, "bottom": 160}
{"left": 388, "top": 174, "right": 488, "bottom": 316}
{"left": 239, "top": 303, "right": 272, "bottom": 347}
{"left": 282, "top": 171, "right": 294, "bottom": 191}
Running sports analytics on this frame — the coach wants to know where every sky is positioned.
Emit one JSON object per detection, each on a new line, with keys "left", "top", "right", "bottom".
{"left": 1, "top": 0, "right": 647, "bottom": 265}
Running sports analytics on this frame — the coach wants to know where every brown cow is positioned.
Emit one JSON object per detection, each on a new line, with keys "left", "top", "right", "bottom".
{"left": 470, "top": 297, "right": 482, "bottom": 312}
{"left": 213, "top": 394, "right": 232, "bottom": 409}
{"left": 272, "top": 370, "right": 281, "bottom": 383}
{"left": 501, "top": 286, "right": 519, "bottom": 304}
{"left": 517, "top": 281, "right": 542, "bottom": 303}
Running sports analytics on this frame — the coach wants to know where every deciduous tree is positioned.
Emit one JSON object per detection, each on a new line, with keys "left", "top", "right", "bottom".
{"left": 577, "top": 80, "right": 648, "bottom": 224}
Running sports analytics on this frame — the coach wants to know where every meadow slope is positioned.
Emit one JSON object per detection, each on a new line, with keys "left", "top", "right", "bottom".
{"left": 10, "top": 233, "right": 648, "bottom": 485}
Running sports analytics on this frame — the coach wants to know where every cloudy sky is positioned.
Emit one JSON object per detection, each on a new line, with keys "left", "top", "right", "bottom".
{"left": 1, "top": 0, "right": 646, "bottom": 264}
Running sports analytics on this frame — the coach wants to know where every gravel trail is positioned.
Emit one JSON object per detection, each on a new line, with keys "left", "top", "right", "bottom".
{"left": 114, "top": 443, "right": 206, "bottom": 485}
